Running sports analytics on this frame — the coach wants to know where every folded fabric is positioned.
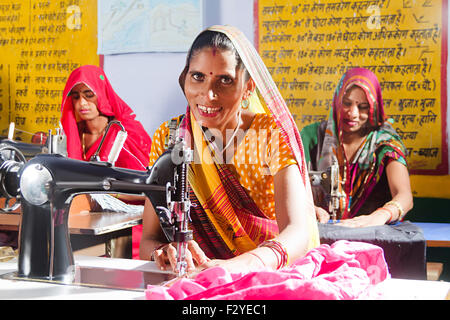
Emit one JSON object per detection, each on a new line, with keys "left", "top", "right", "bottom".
{"left": 144, "top": 240, "right": 389, "bottom": 300}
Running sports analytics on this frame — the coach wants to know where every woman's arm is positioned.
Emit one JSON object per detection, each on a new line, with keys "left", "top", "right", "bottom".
{"left": 270, "top": 164, "right": 314, "bottom": 262}
{"left": 142, "top": 163, "right": 316, "bottom": 274}
{"left": 202, "top": 164, "right": 315, "bottom": 272}
{"left": 338, "top": 160, "right": 413, "bottom": 227}
{"left": 115, "top": 194, "right": 146, "bottom": 203}
{"left": 384, "top": 160, "right": 413, "bottom": 218}
{"left": 139, "top": 197, "right": 167, "bottom": 261}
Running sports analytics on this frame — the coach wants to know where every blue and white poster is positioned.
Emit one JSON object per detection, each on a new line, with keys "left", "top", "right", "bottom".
{"left": 98, "top": 0, "right": 203, "bottom": 54}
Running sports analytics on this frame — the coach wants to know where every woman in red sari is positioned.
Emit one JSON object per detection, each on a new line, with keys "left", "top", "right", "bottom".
{"left": 60, "top": 65, "right": 152, "bottom": 258}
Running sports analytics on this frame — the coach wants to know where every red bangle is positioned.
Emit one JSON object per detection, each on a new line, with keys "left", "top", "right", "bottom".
{"left": 259, "top": 240, "right": 289, "bottom": 270}
{"left": 384, "top": 201, "right": 404, "bottom": 222}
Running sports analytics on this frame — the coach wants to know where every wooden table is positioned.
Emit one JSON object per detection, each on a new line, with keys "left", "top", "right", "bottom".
{"left": 0, "top": 195, "right": 143, "bottom": 258}
{"left": 414, "top": 222, "right": 450, "bottom": 280}
{"left": 414, "top": 222, "right": 450, "bottom": 248}
{"left": 0, "top": 211, "right": 142, "bottom": 235}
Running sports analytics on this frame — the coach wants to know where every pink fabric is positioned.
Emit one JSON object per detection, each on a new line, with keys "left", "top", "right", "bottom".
{"left": 145, "top": 240, "right": 389, "bottom": 300}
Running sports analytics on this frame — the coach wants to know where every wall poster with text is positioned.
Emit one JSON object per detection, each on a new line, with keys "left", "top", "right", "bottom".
{"left": 256, "top": 0, "right": 448, "bottom": 174}
{"left": 0, "top": 0, "right": 99, "bottom": 143}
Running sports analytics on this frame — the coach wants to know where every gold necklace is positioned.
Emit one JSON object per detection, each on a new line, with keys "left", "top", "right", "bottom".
{"left": 82, "top": 128, "right": 106, "bottom": 157}
{"left": 82, "top": 132, "right": 86, "bottom": 157}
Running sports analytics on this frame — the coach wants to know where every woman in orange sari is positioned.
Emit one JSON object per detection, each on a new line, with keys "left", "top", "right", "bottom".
{"left": 140, "top": 26, "right": 319, "bottom": 274}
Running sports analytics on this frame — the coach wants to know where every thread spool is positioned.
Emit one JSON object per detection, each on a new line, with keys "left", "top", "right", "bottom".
{"left": 108, "top": 130, "right": 127, "bottom": 165}
{"left": 8, "top": 122, "right": 15, "bottom": 140}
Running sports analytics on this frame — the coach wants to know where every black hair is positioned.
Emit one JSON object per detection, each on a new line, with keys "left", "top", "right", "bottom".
{"left": 186, "top": 30, "right": 250, "bottom": 81}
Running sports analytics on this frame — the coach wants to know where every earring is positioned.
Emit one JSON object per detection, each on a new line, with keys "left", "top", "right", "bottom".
{"left": 241, "top": 98, "right": 249, "bottom": 110}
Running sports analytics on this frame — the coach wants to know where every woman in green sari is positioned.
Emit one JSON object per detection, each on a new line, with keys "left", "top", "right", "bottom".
{"left": 301, "top": 67, "right": 413, "bottom": 227}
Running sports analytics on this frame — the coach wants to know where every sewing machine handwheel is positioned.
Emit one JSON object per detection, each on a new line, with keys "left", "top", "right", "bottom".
{"left": 0, "top": 144, "right": 27, "bottom": 163}
{"left": 0, "top": 145, "right": 26, "bottom": 212}
{"left": 1, "top": 197, "right": 20, "bottom": 213}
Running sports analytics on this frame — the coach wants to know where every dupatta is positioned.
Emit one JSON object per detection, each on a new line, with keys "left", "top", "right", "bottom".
{"left": 60, "top": 65, "right": 152, "bottom": 171}
{"left": 178, "top": 26, "right": 319, "bottom": 259}
{"left": 315, "top": 68, "right": 407, "bottom": 219}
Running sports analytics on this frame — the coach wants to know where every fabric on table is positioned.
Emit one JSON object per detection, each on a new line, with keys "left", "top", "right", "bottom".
{"left": 145, "top": 240, "right": 389, "bottom": 300}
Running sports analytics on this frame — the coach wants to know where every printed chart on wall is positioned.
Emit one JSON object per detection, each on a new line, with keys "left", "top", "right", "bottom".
{"left": 97, "top": 0, "right": 203, "bottom": 54}
{"left": 0, "top": 0, "right": 98, "bottom": 143}
{"left": 256, "top": 0, "right": 448, "bottom": 174}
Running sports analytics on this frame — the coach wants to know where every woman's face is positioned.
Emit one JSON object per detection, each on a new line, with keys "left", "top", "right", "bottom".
{"left": 70, "top": 83, "right": 99, "bottom": 121}
{"left": 183, "top": 47, "right": 252, "bottom": 134}
{"left": 340, "top": 85, "right": 370, "bottom": 135}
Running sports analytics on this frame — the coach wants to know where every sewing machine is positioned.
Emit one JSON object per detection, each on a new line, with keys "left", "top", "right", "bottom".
{"left": 0, "top": 124, "right": 193, "bottom": 287}
{"left": 0, "top": 128, "right": 67, "bottom": 212}
{"left": 308, "top": 160, "right": 345, "bottom": 223}
{"left": 0, "top": 122, "right": 67, "bottom": 160}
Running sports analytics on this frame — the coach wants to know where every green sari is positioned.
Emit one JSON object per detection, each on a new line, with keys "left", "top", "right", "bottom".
{"left": 301, "top": 68, "right": 407, "bottom": 219}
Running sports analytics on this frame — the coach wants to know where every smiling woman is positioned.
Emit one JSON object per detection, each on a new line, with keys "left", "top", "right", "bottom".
{"left": 140, "top": 26, "right": 320, "bottom": 275}
{"left": 301, "top": 67, "right": 413, "bottom": 227}
{"left": 184, "top": 46, "right": 255, "bottom": 137}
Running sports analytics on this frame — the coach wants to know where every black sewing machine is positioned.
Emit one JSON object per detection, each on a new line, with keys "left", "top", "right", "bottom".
{"left": 309, "top": 161, "right": 426, "bottom": 279}
{"left": 308, "top": 160, "right": 345, "bottom": 223}
{"left": 0, "top": 128, "right": 67, "bottom": 212}
{"left": 0, "top": 124, "right": 193, "bottom": 286}
{"left": 0, "top": 122, "right": 67, "bottom": 160}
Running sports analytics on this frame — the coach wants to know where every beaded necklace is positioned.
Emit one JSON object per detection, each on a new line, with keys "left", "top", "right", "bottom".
{"left": 202, "top": 109, "right": 242, "bottom": 159}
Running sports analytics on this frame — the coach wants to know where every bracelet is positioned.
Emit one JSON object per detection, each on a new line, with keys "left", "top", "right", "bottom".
{"left": 150, "top": 243, "right": 168, "bottom": 261}
{"left": 384, "top": 200, "right": 404, "bottom": 221}
{"left": 248, "top": 252, "right": 266, "bottom": 267}
{"left": 376, "top": 207, "right": 393, "bottom": 224}
{"left": 258, "top": 240, "right": 289, "bottom": 270}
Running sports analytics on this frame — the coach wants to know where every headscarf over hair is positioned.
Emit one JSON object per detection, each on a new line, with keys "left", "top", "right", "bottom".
{"left": 179, "top": 26, "right": 310, "bottom": 186}
{"left": 332, "top": 67, "right": 385, "bottom": 131}
{"left": 60, "top": 65, "right": 151, "bottom": 170}
{"left": 315, "top": 67, "right": 406, "bottom": 219}
{"left": 177, "top": 25, "right": 319, "bottom": 258}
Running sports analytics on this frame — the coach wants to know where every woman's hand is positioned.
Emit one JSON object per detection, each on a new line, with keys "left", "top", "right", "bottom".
{"left": 197, "top": 252, "right": 267, "bottom": 275}
{"left": 335, "top": 209, "right": 390, "bottom": 228}
{"left": 315, "top": 206, "right": 330, "bottom": 223}
{"left": 198, "top": 259, "right": 249, "bottom": 274}
{"left": 152, "top": 240, "right": 210, "bottom": 273}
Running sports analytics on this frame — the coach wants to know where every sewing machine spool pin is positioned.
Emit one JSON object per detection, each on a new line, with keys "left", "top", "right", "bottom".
{"left": 329, "top": 161, "right": 339, "bottom": 223}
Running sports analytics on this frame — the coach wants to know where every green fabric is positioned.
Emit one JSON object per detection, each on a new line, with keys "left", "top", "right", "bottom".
{"left": 300, "top": 122, "right": 321, "bottom": 164}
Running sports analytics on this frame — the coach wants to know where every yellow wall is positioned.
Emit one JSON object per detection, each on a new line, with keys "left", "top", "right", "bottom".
{"left": 257, "top": 0, "right": 450, "bottom": 199}
{"left": 410, "top": 175, "right": 450, "bottom": 199}
{"left": 0, "top": 0, "right": 98, "bottom": 142}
